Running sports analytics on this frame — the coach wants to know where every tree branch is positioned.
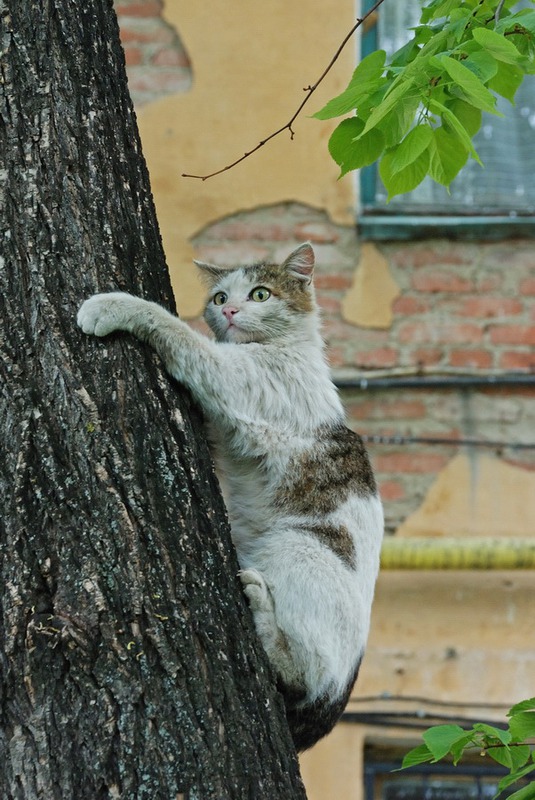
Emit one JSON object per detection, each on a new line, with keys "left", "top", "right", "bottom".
{"left": 182, "top": 0, "right": 387, "bottom": 180}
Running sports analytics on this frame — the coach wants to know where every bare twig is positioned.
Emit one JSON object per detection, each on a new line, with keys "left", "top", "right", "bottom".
{"left": 182, "top": 0, "right": 387, "bottom": 180}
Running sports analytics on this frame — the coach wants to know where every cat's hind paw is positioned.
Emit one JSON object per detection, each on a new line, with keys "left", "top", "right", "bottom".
{"left": 77, "top": 292, "right": 135, "bottom": 337}
{"left": 239, "top": 569, "right": 273, "bottom": 613}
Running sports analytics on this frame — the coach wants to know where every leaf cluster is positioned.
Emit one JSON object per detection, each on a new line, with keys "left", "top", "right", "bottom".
{"left": 315, "top": 0, "right": 535, "bottom": 198}
{"left": 401, "top": 698, "right": 535, "bottom": 800}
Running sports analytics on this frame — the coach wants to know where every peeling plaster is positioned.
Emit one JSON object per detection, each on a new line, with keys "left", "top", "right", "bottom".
{"left": 398, "top": 453, "right": 535, "bottom": 539}
{"left": 341, "top": 242, "right": 401, "bottom": 328}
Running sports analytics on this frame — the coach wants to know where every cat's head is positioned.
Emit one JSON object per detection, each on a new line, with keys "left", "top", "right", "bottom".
{"left": 195, "top": 243, "right": 317, "bottom": 344}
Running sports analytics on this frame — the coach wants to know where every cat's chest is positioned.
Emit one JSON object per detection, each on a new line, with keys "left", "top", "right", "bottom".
{"left": 208, "top": 429, "right": 286, "bottom": 531}
{"left": 212, "top": 439, "right": 281, "bottom": 499}
{"left": 215, "top": 451, "right": 274, "bottom": 539}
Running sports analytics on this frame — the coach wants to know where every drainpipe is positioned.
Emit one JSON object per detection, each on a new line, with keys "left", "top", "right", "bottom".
{"left": 381, "top": 537, "right": 535, "bottom": 569}
{"left": 334, "top": 372, "right": 535, "bottom": 391}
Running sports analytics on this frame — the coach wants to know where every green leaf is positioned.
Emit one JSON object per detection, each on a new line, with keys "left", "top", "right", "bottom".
{"left": 428, "top": 99, "right": 482, "bottom": 162}
{"left": 502, "top": 783, "right": 535, "bottom": 800}
{"left": 450, "top": 736, "right": 472, "bottom": 765}
{"left": 313, "top": 50, "right": 386, "bottom": 120}
{"left": 379, "top": 146, "right": 430, "bottom": 200}
{"left": 505, "top": 26, "right": 535, "bottom": 71}
{"left": 499, "top": 762, "right": 535, "bottom": 793}
{"left": 375, "top": 89, "right": 422, "bottom": 148}
{"left": 509, "top": 745, "right": 533, "bottom": 772}
{"left": 509, "top": 698, "right": 535, "bottom": 716}
{"left": 410, "top": 23, "right": 436, "bottom": 46}
{"left": 328, "top": 117, "right": 385, "bottom": 177}
{"left": 488, "top": 60, "right": 525, "bottom": 102}
{"left": 463, "top": 50, "right": 499, "bottom": 83}
{"left": 320, "top": 0, "right": 533, "bottom": 189}
{"left": 378, "top": 150, "right": 425, "bottom": 200}
{"left": 428, "top": 126, "right": 470, "bottom": 186}
{"left": 447, "top": 97, "right": 482, "bottom": 136}
{"left": 497, "top": 10, "right": 535, "bottom": 36}
{"left": 390, "top": 38, "right": 421, "bottom": 68}
{"left": 346, "top": 49, "right": 387, "bottom": 90}
{"left": 510, "top": 711, "right": 535, "bottom": 742}
{"left": 422, "top": 725, "right": 471, "bottom": 762}
{"left": 312, "top": 81, "right": 380, "bottom": 120}
{"left": 400, "top": 743, "right": 435, "bottom": 769}
{"left": 487, "top": 745, "right": 514, "bottom": 769}
{"left": 390, "top": 124, "right": 433, "bottom": 173}
{"left": 313, "top": 89, "right": 359, "bottom": 121}
{"left": 360, "top": 77, "right": 418, "bottom": 136}
{"left": 421, "top": 0, "right": 462, "bottom": 23}
{"left": 438, "top": 55, "right": 500, "bottom": 113}
{"left": 447, "top": 11, "right": 480, "bottom": 45}
{"left": 344, "top": 129, "right": 386, "bottom": 174}
{"left": 472, "top": 27, "right": 525, "bottom": 66}
{"left": 328, "top": 117, "right": 364, "bottom": 164}
{"left": 473, "top": 723, "right": 512, "bottom": 746}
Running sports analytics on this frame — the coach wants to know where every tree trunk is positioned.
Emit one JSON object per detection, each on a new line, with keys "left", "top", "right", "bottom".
{"left": 0, "top": 1, "right": 306, "bottom": 797}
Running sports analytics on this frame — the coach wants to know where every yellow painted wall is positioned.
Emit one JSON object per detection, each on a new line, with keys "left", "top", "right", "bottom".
{"left": 397, "top": 453, "right": 535, "bottom": 539}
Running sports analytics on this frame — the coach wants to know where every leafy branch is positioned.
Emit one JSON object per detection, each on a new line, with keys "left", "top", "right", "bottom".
{"left": 181, "top": 0, "right": 388, "bottom": 180}
{"left": 315, "top": 0, "right": 535, "bottom": 199}
{"left": 401, "top": 697, "right": 535, "bottom": 800}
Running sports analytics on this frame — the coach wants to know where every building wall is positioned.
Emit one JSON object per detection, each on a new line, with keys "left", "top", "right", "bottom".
{"left": 114, "top": 2, "right": 535, "bottom": 797}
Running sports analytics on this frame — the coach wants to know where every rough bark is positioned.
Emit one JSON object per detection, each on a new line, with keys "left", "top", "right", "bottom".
{"left": 0, "top": 1, "right": 306, "bottom": 797}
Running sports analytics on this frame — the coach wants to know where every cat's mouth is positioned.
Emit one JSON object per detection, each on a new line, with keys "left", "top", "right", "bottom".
{"left": 226, "top": 320, "right": 240, "bottom": 336}
{"left": 224, "top": 322, "right": 259, "bottom": 344}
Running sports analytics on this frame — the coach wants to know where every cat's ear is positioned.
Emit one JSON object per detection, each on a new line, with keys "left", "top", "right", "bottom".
{"left": 194, "top": 260, "right": 226, "bottom": 285}
{"left": 281, "top": 242, "right": 315, "bottom": 284}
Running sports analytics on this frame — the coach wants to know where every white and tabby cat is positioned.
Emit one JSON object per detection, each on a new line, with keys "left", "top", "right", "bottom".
{"left": 77, "top": 243, "right": 384, "bottom": 751}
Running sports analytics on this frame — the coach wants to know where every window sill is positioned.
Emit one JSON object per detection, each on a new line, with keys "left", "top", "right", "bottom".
{"left": 358, "top": 213, "right": 535, "bottom": 241}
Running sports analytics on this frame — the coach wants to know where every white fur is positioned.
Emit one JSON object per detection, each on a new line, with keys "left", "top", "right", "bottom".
{"left": 77, "top": 245, "right": 383, "bottom": 715}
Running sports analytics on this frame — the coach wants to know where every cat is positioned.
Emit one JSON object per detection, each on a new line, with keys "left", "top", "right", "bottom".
{"left": 77, "top": 242, "right": 384, "bottom": 751}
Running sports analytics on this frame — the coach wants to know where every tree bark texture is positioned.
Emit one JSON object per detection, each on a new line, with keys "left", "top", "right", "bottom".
{"left": 0, "top": 1, "right": 306, "bottom": 797}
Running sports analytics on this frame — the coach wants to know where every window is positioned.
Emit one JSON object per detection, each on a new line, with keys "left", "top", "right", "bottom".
{"left": 359, "top": 0, "right": 535, "bottom": 239}
{"left": 365, "top": 755, "right": 532, "bottom": 800}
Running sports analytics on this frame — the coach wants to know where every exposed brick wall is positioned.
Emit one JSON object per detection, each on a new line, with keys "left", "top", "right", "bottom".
{"left": 115, "top": 2, "right": 535, "bottom": 535}
{"left": 115, "top": 0, "right": 191, "bottom": 106}
{"left": 382, "top": 240, "right": 535, "bottom": 373}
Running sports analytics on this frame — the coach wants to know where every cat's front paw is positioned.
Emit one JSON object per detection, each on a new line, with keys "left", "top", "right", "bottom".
{"left": 77, "top": 292, "right": 136, "bottom": 337}
{"left": 239, "top": 569, "right": 273, "bottom": 613}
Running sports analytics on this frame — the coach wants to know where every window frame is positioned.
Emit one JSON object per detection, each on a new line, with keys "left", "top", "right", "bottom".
{"left": 358, "top": 0, "right": 535, "bottom": 241}
{"left": 364, "top": 758, "right": 530, "bottom": 800}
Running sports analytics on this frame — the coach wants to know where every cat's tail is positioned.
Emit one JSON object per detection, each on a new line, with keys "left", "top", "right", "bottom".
{"left": 282, "top": 657, "right": 362, "bottom": 752}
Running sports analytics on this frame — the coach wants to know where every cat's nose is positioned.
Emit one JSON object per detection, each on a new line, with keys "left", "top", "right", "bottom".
{"left": 222, "top": 305, "right": 239, "bottom": 321}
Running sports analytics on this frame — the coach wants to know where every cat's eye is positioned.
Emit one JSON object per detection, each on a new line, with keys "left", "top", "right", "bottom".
{"left": 213, "top": 291, "right": 228, "bottom": 306}
{"left": 250, "top": 287, "right": 271, "bottom": 303}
